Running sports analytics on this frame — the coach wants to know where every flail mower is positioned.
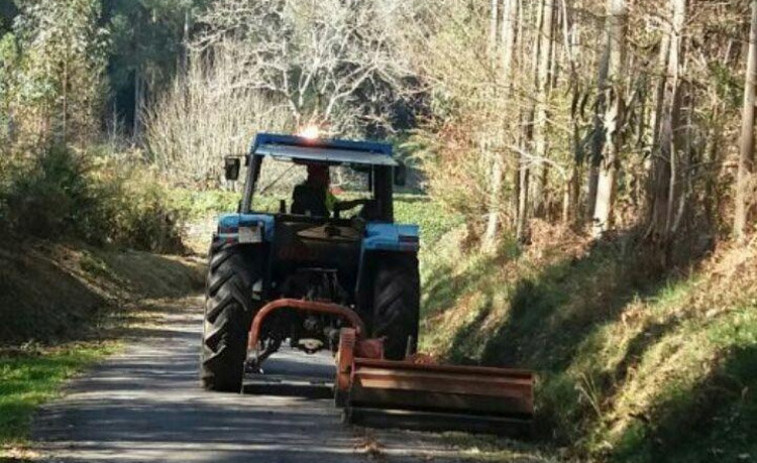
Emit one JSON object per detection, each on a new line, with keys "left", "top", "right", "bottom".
{"left": 200, "top": 131, "right": 534, "bottom": 435}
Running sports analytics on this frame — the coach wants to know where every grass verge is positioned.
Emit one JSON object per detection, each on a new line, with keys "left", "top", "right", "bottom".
{"left": 0, "top": 342, "right": 117, "bottom": 454}
{"left": 0, "top": 241, "right": 204, "bottom": 456}
{"left": 420, "top": 224, "right": 757, "bottom": 463}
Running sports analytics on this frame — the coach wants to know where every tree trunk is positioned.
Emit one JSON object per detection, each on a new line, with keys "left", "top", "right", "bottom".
{"left": 735, "top": 0, "right": 757, "bottom": 241}
{"left": 648, "top": 0, "right": 686, "bottom": 245}
{"left": 532, "top": 0, "right": 555, "bottom": 217}
{"left": 134, "top": 68, "right": 142, "bottom": 141}
{"left": 62, "top": 48, "right": 69, "bottom": 144}
{"left": 501, "top": 0, "right": 517, "bottom": 78}
{"left": 586, "top": 14, "right": 611, "bottom": 224}
{"left": 592, "top": 0, "right": 627, "bottom": 238}
{"left": 489, "top": 0, "right": 499, "bottom": 57}
{"left": 517, "top": 157, "right": 530, "bottom": 242}
{"left": 484, "top": 0, "right": 520, "bottom": 251}
{"left": 517, "top": 0, "right": 543, "bottom": 242}
{"left": 483, "top": 0, "right": 502, "bottom": 252}
{"left": 484, "top": 152, "right": 504, "bottom": 251}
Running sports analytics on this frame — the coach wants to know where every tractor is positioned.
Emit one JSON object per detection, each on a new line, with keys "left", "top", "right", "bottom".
{"left": 199, "top": 132, "right": 534, "bottom": 435}
{"left": 200, "top": 132, "right": 419, "bottom": 392}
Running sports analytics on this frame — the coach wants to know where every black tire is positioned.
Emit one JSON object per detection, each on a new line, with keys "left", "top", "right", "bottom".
{"left": 200, "top": 242, "right": 260, "bottom": 392}
{"left": 371, "top": 253, "right": 421, "bottom": 360}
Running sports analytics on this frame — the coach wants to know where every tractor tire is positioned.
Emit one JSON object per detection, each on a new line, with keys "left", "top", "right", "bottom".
{"left": 200, "top": 242, "right": 260, "bottom": 392}
{"left": 371, "top": 253, "right": 421, "bottom": 360}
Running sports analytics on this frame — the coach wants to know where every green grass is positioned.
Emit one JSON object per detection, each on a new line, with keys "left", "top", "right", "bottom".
{"left": 394, "top": 193, "right": 464, "bottom": 244}
{"left": 168, "top": 188, "right": 241, "bottom": 221}
{"left": 0, "top": 343, "right": 116, "bottom": 450}
{"left": 170, "top": 188, "right": 464, "bottom": 246}
{"left": 420, "top": 235, "right": 757, "bottom": 463}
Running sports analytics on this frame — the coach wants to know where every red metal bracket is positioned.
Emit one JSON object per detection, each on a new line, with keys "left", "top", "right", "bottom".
{"left": 248, "top": 298, "right": 366, "bottom": 350}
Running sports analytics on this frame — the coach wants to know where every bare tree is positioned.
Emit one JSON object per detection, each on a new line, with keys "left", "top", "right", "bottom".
{"left": 145, "top": 47, "right": 290, "bottom": 187}
{"left": 195, "top": 0, "right": 409, "bottom": 136}
{"left": 592, "top": 0, "right": 627, "bottom": 238}
{"left": 735, "top": 0, "right": 757, "bottom": 241}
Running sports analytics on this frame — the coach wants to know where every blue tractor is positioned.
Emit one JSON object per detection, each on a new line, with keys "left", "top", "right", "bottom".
{"left": 201, "top": 133, "right": 420, "bottom": 392}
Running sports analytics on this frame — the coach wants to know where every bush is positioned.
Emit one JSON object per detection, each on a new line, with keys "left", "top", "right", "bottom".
{"left": 0, "top": 145, "right": 184, "bottom": 253}
{"left": 1, "top": 146, "right": 97, "bottom": 239}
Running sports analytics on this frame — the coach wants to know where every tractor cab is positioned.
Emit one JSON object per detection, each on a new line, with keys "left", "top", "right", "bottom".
{"left": 207, "top": 132, "right": 418, "bottom": 373}
{"left": 224, "top": 133, "right": 406, "bottom": 221}
{"left": 222, "top": 133, "right": 410, "bottom": 306}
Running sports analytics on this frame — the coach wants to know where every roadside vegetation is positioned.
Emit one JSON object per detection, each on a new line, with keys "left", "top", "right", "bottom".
{"left": 0, "top": 343, "right": 115, "bottom": 450}
{"left": 0, "top": 241, "right": 203, "bottom": 454}
{"left": 420, "top": 225, "right": 757, "bottom": 462}
{"left": 2, "top": 0, "right": 757, "bottom": 462}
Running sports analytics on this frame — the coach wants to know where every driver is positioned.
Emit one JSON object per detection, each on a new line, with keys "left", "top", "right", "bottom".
{"left": 291, "top": 164, "right": 336, "bottom": 217}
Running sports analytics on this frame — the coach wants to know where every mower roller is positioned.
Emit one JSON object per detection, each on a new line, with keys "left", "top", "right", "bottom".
{"left": 201, "top": 131, "right": 534, "bottom": 436}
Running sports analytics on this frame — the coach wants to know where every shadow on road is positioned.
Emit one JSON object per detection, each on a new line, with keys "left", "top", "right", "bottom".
{"left": 31, "top": 300, "right": 467, "bottom": 463}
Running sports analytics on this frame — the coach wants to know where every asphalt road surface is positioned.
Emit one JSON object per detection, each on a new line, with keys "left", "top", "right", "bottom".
{"left": 32, "top": 297, "right": 478, "bottom": 462}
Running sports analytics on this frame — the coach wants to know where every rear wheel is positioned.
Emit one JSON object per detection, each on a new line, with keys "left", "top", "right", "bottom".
{"left": 371, "top": 254, "right": 420, "bottom": 360}
{"left": 200, "top": 242, "right": 260, "bottom": 392}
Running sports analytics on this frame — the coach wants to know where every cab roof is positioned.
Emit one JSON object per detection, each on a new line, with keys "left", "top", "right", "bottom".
{"left": 251, "top": 133, "right": 397, "bottom": 167}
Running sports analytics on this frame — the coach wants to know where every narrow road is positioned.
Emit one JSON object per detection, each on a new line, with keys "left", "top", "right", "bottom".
{"left": 32, "top": 297, "right": 495, "bottom": 463}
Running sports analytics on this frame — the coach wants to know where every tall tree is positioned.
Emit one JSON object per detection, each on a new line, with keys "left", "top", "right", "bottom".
{"left": 483, "top": 0, "right": 502, "bottom": 252}
{"left": 531, "top": 0, "right": 555, "bottom": 217}
{"left": 648, "top": 0, "right": 687, "bottom": 245}
{"left": 735, "top": 0, "right": 757, "bottom": 241}
{"left": 15, "top": 0, "right": 106, "bottom": 145}
{"left": 592, "top": 0, "right": 627, "bottom": 237}
{"left": 484, "top": 0, "right": 520, "bottom": 251}
{"left": 105, "top": 0, "right": 208, "bottom": 136}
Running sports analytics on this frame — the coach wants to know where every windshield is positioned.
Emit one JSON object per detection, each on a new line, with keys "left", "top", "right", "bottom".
{"left": 251, "top": 158, "right": 374, "bottom": 218}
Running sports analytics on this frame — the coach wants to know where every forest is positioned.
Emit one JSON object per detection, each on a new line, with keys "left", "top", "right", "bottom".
{"left": 1, "top": 1, "right": 756, "bottom": 462}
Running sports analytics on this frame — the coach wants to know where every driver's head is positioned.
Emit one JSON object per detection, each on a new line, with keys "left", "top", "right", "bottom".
{"left": 306, "top": 164, "right": 330, "bottom": 189}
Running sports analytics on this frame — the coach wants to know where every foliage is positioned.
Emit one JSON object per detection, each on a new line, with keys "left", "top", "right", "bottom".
{"left": 0, "top": 145, "right": 184, "bottom": 253}
{"left": 394, "top": 194, "right": 465, "bottom": 245}
{"left": 105, "top": 0, "right": 210, "bottom": 134}
{"left": 9, "top": 0, "right": 108, "bottom": 146}
{"left": 420, "top": 227, "right": 757, "bottom": 462}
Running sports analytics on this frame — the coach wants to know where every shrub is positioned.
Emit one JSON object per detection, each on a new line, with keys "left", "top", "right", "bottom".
{"left": 0, "top": 145, "right": 184, "bottom": 253}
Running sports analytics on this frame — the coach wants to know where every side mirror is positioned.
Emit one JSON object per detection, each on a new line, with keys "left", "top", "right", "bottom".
{"left": 394, "top": 161, "right": 407, "bottom": 187}
{"left": 224, "top": 156, "right": 241, "bottom": 181}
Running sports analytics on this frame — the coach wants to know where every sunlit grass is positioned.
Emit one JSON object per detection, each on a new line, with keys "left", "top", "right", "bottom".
{"left": 171, "top": 188, "right": 464, "bottom": 246}
{"left": 0, "top": 342, "right": 116, "bottom": 451}
{"left": 419, "top": 233, "right": 757, "bottom": 462}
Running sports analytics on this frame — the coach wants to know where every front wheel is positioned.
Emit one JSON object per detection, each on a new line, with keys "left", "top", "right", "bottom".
{"left": 371, "top": 254, "right": 421, "bottom": 360}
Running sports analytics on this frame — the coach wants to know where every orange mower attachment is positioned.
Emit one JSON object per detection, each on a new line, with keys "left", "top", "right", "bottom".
{"left": 335, "top": 327, "right": 535, "bottom": 436}
{"left": 246, "top": 299, "right": 534, "bottom": 436}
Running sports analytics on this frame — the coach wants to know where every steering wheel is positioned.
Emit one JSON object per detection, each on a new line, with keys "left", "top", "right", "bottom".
{"left": 333, "top": 199, "right": 373, "bottom": 219}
